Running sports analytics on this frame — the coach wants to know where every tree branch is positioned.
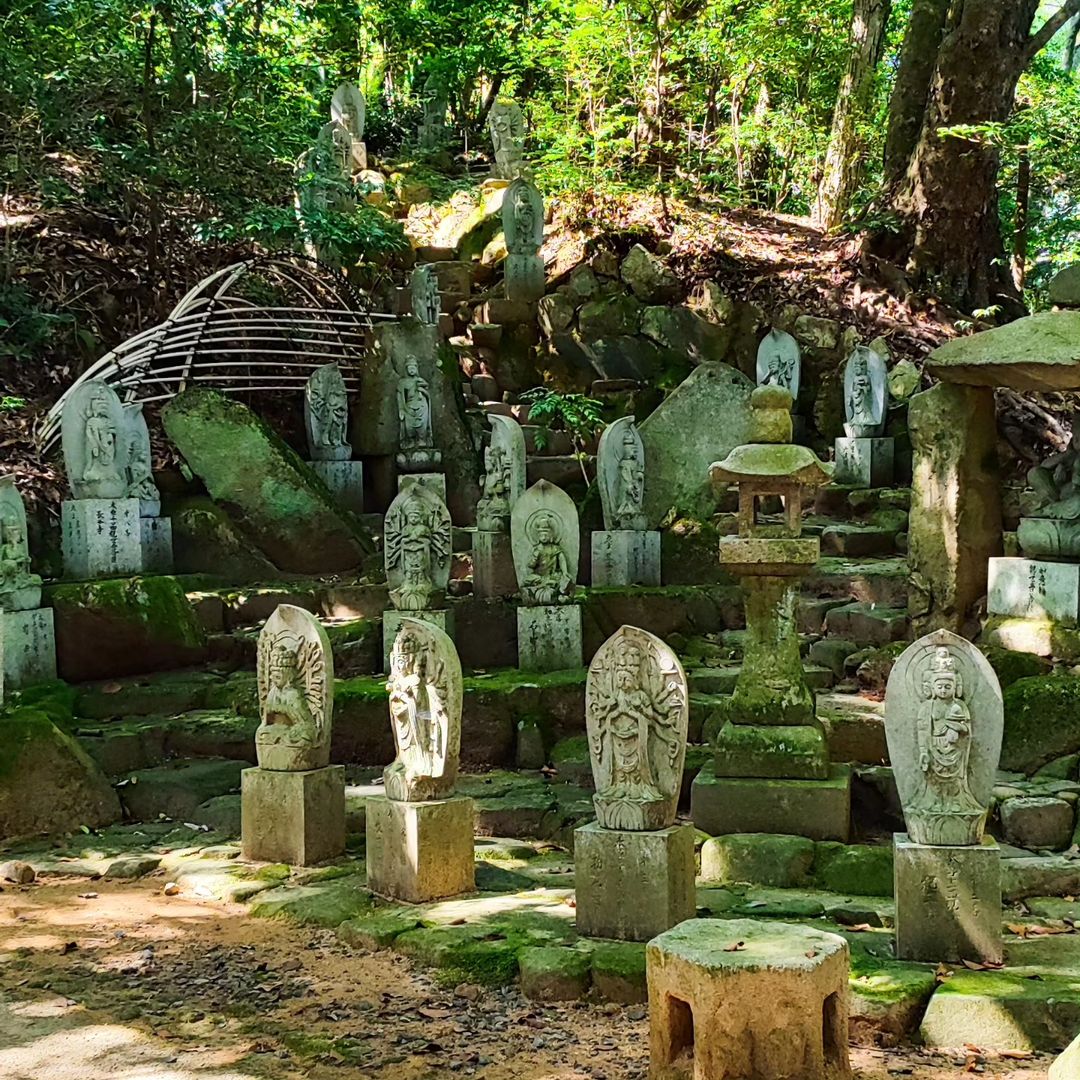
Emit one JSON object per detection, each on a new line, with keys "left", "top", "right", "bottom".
{"left": 1025, "top": 0, "right": 1080, "bottom": 65}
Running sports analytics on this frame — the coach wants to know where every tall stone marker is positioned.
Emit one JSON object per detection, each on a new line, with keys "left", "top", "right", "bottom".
{"left": 593, "top": 416, "right": 660, "bottom": 586}
{"left": 756, "top": 327, "right": 801, "bottom": 401}
{"left": 411, "top": 264, "right": 441, "bottom": 327}
{"left": 241, "top": 604, "right": 345, "bottom": 866}
{"left": 61, "top": 380, "right": 143, "bottom": 579}
{"left": 886, "top": 629, "right": 1003, "bottom": 964}
{"left": 512, "top": 479, "right": 582, "bottom": 671}
{"left": 473, "top": 414, "right": 526, "bottom": 599}
{"left": 305, "top": 363, "right": 363, "bottom": 513}
{"left": 488, "top": 99, "right": 526, "bottom": 181}
{"left": 575, "top": 625, "right": 695, "bottom": 941}
{"left": 503, "top": 178, "right": 544, "bottom": 303}
{"left": 330, "top": 81, "right": 367, "bottom": 171}
{"left": 0, "top": 477, "right": 57, "bottom": 689}
{"left": 835, "top": 344, "right": 893, "bottom": 489}
{"left": 382, "top": 480, "right": 453, "bottom": 668}
{"left": 366, "top": 618, "right": 475, "bottom": 903}
{"left": 123, "top": 403, "right": 173, "bottom": 571}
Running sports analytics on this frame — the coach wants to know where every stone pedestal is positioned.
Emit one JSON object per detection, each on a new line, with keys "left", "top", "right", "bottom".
{"left": 988, "top": 557, "right": 1080, "bottom": 624}
{"left": 834, "top": 436, "right": 894, "bottom": 489}
{"left": 894, "top": 833, "right": 1002, "bottom": 964}
{"left": 575, "top": 821, "right": 696, "bottom": 942}
{"left": 591, "top": 530, "right": 661, "bottom": 586}
{"left": 140, "top": 517, "right": 173, "bottom": 574}
{"left": 241, "top": 765, "right": 346, "bottom": 866}
{"left": 472, "top": 530, "right": 517, "bottom": 598}
{"left": 382, "top": 609, "right": 453, "bottom": 671}
{"left": 517, "top": 604, "right": 583, "bottom": 671}
{"left": 311, "top": 460, "right": 364, "bottom": 514}
{"left": 365, "top": 794, "right": 475, "bottom": 903}
{"left": 691, "top": 761, "right": 851, "bottom": 842}
{"left": 2, "top": 608, "right": 57, "bottom": 689}
{"left": 62, "top": 498, "right": 142, "bottom": 579}
{"left": 647, "top": 918, "right": 851, "bottom": 1080}
{"left": 397, "top": 471, "right": 446, "bottom": 504}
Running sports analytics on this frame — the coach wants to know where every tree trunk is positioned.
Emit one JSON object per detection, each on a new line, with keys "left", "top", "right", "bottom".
{"left": 882, "top": 0, "right": 951, "bottom": 189}
{"left": 1065, "top": 14, "right": 1079, "bottom": 71}
{"left": 815, "top": 0, "right": 892, "bottom": 230}
{"left": 1012, "top": 146, "right": 1031, "bottom": 293}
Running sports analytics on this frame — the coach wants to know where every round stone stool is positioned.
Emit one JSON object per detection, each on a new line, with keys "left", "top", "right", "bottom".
{"left": 646, "top": 918, "right": 851, "bottom": 1080}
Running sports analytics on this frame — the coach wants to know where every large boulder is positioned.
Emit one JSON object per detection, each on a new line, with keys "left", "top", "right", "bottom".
{"left": 162, "top": 387, "right": 368, "bottom": 573}
{"left": 168, "top": 495, "right": 278, "bottom": 582}
{"left": 638, "top": 362, "right": 754, "bottom": 527}
{"left": 48, "top": 576, "right": 208, "bottom": 682}
{"left": 640, "top": 306, "right": 732, "bottom": 364}
{"left": 1049, "top": 266, "right": 1080, "bottom": 309}
{"left": 1051, "top": 1029, "right": 1080, "bottom": 1079}
{"left": 578, "top": 295, "right": 642, "bottom": 341}
{"left": 620, "top": 245, "right": 680, "bottom": 303}
{"left": 1001, "top": 675, "right": 1080, "bottom": 774}
{"left": 0, "top": 707, "right": 121, "bottom": 839}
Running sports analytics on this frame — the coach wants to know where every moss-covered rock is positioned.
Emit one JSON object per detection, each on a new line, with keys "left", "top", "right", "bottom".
{"left": 162, "top": 387, "right": 368, "bottom": 572}
{"left": 338, "top": 909, "right": 421, "bottom": 949}
{"left": 847, "top": 947, "right": 938, "bottom": 1046}
{"left": 168, "top": 495, "right": 279, "bottom": 581}
{"left": 518, "top": 946, "right": 591, "bottom": 1001}
{"left": 74, "top": 670, "right": 221, "bottom": 720}
{"left": 590, "top": 940, "right": 647, "bottom": 1004}
{"left": 119, "top": 758, "right": 244, "bottom": 822}
{"left": 812, "top": 842, "right": 893, "bottom": 897}
{"left": 48, "top": 576, "right": 208, "bottom": 682}
{"left": 248, "top": 875, "right": 372, "bottom": 927}
{"left": 699, "top": 833, "right": 815, "bottom": 888}
{"left": 984, "top": 616, "right": 1080, "bottom": 663}
{"left": 1002, "top": 675, "right": 1080, "bottom": 774}
{"left": 981, "top": 646, "right": 1051, "bottom": 690}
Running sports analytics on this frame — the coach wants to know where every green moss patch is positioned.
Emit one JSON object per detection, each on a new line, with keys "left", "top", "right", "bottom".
{"left": 247, "top": 875, "right": 372, "bottom": 927}
{"left": 590, "top": 941, "right": 647, "bottom": 1004}
{"left": 338, "top": 910, "right": 422, "bottom": 949}
{"left": 519, "top": 946, "right": 591, "bottom": 1001}
{"left": 812, "top": 842, "right": 893, "bottom": 897}
{"left": 1003, "top": 675, "right": 1080, "bottom": 773}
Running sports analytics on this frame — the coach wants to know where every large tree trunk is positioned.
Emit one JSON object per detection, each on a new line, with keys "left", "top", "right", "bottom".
{"left": 815, "top": 0, "right": 892, "bottom": 230}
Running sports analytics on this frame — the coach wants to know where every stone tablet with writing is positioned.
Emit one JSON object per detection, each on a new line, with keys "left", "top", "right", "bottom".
{"left": 885, "top": 629, "right": 1003, "bottom": 846}
{"left": 305, "top": 363, "right": 352, "bottom": 462}
{"left": 384, "top": 617, "right": 463, "bottom": 801}
{"left": 511, "top": 479, "right": 579, "bottom": 606}
{"left": 62, "top": 379, "right": 129, "bottom": 500}
{"left": 598, "top": 416, "right": 646, "bottom": 531}
{"left": 587, "top": 625, "right": 688, "bottom": 831}
{"left": 756, "top": 328, "right": 801, "bottom": 402}
{"left": 844, "top": 344, "right": 888, "bottom": 438}
{"left": 384, "top": 481, "right": 452, "bottom": 612}
{"left": 256, "top": 604, "right": 334, "bottom": 772}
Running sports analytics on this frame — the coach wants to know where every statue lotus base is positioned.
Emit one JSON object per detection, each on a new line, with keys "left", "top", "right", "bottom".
{"left": 3, "top": 608, "right": 57, "bottom": 689}
{"left": 472, "top": 530, "right": 517, "bottom": 598}
{"left": 894, "top": 833, "right": 1001, "bottom": 964}
{"left": 365, "top": 794, "right": 475, "bottom": 904}
{"left": 691, "top": 760, "right": 850, "bottom": 841}
{"left": 61, "top": 498, "right": 142, "bottom": 579}
{"left": 988, "top": 556, "right": 1080, "bottom": 624}
{"left": 834, "top": 436, "right": 894, "bottom": 489}
{"left": 574, "top": 821, "right": 695, "bottom": 942}
{"left": 591, "top": 530, "right": 661, "bottom": 586}
{"left": 383, "top": 608, "right": 453, "bottom": 672}
{"left": 140, "top": 516, "right": 173, "bottom": 574}
{"left": 241, "top": 765, "right": 345, "bottom": 866}
{"left": 517, "top": 604, "right": 583, "bottom": 672}
{"left": 310, "top": 460, "right": 364, "bottom": 514}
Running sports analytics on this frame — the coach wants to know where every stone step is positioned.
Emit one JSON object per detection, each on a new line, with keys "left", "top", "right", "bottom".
{"left": 819, "top": 524, "right": 898, "bottom": 558}
{"left": 805, "top": 557, "right": 909, "bottom": 608}
{"left": 824, "top": 601, "right": 908, "bottom": 646}
{"left": 117, "top": 758, "right": 246, "bottom": 823}
{"left": 687, "top": 663, "right": 835, "bottom": 695}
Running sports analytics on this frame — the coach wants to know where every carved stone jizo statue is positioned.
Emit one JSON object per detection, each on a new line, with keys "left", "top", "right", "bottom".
{"left": 385, "top": 618, "right": 463, "bottom": 801}
{"left": 587, "top": 626, "right": 688, "bottom": 831}
{"left": 885, "top": 629, "right": 1002, "bottom": 846}
{"left": 756, "top": 327, "right": 801, "bottom": 402}
{"left": 411, "top": 265, "right": 441, "bottom": 326}
{"left": 598, "top": 417, "right": 646, "bottom": 531}
{"left": 62, "top": 379, "right": 129, "bottom": 500}
{"left": 843, "top": 345, "right": 887, "bottom": 439}
{"left": 256, "top": 604, "right": 334, "bottom": 772}
{"left": 330, "top": 82, "right": 367, "bottom": 170}
{"left": 476, "top": 413, "right": 526, "bottom": 533}
{"left": 0, "top": 477, "right": 42, "bottom": 611}
{"left": 122, "top": 404, "right": 160, "bottom": 513}
{"left": 305, "top": 363, "right": 352, "bottom": 462}
{"left": 488, "top": 99, "right": 526, "bottom": 180}
{"left": 396, "top": 356, "right": 441, "bottom": 469}
{"left": 384, "top": 482, "right": 452, "bottom": 611}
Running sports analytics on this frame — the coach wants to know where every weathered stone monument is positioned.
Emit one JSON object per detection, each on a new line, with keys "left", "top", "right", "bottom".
{"left": 418, "top": 73, "right": 448, "bottom": 150}
{"left": 330, "top": 81, "right": 367, "bottom": 171}
{"left": 756, "top": 327, "right": 801, "bottom": 401}
{"left": 647, "top": 919, "right": 851, "bottom": 1080}
{"left": 593, "top": 416, "right": 660, "bottom": 586}
{"left": 395, "top": 354, "right": 445, "bottom": 500}
{"left": 691, "top": 386, "right": 850, "bottom": 840}
{"left": 0, "top": 478, "right": 57, "bottom": 689}
{"left": 472, "top": 414, "right": 526, "bottom": 599}
{"left": 575, "top": 625, "right": 694, "bottom": 941}
{"left": 503, "top": 177, "right": 544, "bottom": 303}
{"left": 122, "top": 403, "right": 173, "bottom": 572}
{"left": 410, "top": 264, "right": 441, "bottom": 327}
{"left": 383, "top": 480, "right": 452, "bottom": 668}
{"left": 304, "top": 363, "right": 362, "bottom": 513}
{"left": 512, "top": 479, "right": 582, "bottom": 671}
{"left": 487, "top": 99, "right": 526, "bottom": 180}
{"left": 886, "top": 629, "right": 1003, "bottom": 964}
{"left": 834, "top": 344, "right": 892, "bottom": 488}
{"left": 241, "top": 604, "right": 345, "bottom": 865}
{"left": 61, "top": 380, "right": 143, "bottom": 578}
{"left": 366, "top": 618, "right": 475, "bottom": 902}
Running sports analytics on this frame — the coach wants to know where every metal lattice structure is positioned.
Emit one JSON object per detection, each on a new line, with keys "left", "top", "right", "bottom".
{"left": 40, "top": 254, "right": 397, "bottom": 450}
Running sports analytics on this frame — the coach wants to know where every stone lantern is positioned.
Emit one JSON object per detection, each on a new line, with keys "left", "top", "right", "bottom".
{"left": 691, "top": 385, "right": 852, "bottom": 841}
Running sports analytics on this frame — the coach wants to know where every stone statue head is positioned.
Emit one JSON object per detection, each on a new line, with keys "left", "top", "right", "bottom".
{"left": 391, "top": 627, "right": 421, "bottom": 676}
{"left": 923, "top": 647, "right": 961, "bottom": 700}
{"left": 613, "top": 643, "right": 643, "bottom": 688}
{"left": 268, "top": 640, "right": 301, "bottom": 690}
{"left": 404, "top": 357, "right": 419, "bottom": 378}
{"left": 529, "top": 510, "right": 560, "bottom": 547}
{"left": 2, "top": 520, "right": 18, "bottom": 544}
{"left": 404, "top": 497, "right": 425, "bottom": 526}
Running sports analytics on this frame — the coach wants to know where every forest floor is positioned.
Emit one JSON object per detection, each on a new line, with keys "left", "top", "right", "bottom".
{"left": 0, "top": 873, "right": 1057, "bottom": 1080}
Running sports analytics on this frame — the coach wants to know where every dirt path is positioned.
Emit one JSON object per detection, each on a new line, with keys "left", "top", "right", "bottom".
{"left": 0, "top": 877, "right": 1055, "bottom": 1080}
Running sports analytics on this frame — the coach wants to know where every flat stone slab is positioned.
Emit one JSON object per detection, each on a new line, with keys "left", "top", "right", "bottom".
{"left": 989, "top": 557, "right": 1080, "bottom": 624}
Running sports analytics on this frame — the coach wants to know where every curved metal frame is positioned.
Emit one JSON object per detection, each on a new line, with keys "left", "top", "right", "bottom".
{"left": 40, "top": 253, "right": 397, "bottom": 450}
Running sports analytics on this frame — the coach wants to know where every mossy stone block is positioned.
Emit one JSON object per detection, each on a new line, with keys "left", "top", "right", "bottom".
{"left": 590, "top": 940, "right": 647, "bottom": 1004}
{"left": 712, "top": 722, "right": 829, "bottom": 780}
{"left": 1002, "top": 675, "right": 1080, "bottom": 774}
{"left": 699, "top": 833, "right": 815, "bottom": 888}
{"left": 813, "top": 842, "right": 893, "bottom": 897}
{"left": 248, "top": 875, "right": 372, "bottom": 927}
{"left": 519, "top": 946, "right": 591, "bottom": 1001}
{"left": 338, "top": 910, "right": 421, "bottom": 949}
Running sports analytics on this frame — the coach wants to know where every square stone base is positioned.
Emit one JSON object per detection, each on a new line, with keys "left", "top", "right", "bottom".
{"left": 575, "top": 821, "right": 696, "bottom": 942}
{"left": 366, "top": 794, "right": 475, "bottom": 904}
{"left": 472, "top": 530, "right": 517, "bottom": 598}
{"left": 3, "top": 608, "right": 57, "bottom": 689}
{"left": 988, "top": 557, "right": 1080, "bottom": 623}
{"left": 241, "top": 765, "right": 346, "bottom": 866}
{"left": 62, "top": 498, "right": 142, "bottom": 579}
{"left": 691, "top": 760, "right": 851, "bottom": 841}
{"left": 518, "top": 605, "right": 583, "bottom": 671}
{"left": 894, "top": 833, "right": 1002, "bottom": 964}
{"left": 140, "top": 517, "right": 173, "bottom": 574}
{"left": 591, "top": 531, "right": 661, "bottom": 586}
{"left": 397, "top": 471, "right": 446, "bottom": 504}
{"left": 834, "top": 437, "right": 894, "bottom": 489}
{"left": 383, "top": 609, "right": 453, "bottom": 671}
{"left": 310, "top": 460, "right": 364, "bottom": 514}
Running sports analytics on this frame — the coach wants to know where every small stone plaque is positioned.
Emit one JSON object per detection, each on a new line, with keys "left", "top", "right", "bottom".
{"left": 311, "top": 460, "right": 364, "bottom": 513}
{"left": 894, "top": 833, "right": 1002, "bottom": 964}
{"left": 988, "top": 557, "right": 1080, "bottom": 624}
{"left": 61, "top": 497, "right": 142, "bottom": 579}
{"left": 834, "top": 436, "right": 894, "bottom": 488}
{"left": 591, "top": 530, "right": 661, "bottom": 586}
{"left": 3, "top": 608, "right": 57, "bottom": 689}
{"left": 517, "top": 604, "right": 582, "bottom": 672}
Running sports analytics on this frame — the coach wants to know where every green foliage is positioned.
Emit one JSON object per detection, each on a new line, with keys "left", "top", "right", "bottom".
{"left": 519, "top": 387, "right": 604, "bottom": 451}
{"left": 0, "top": 284, "right": 74, "bottom": 361}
